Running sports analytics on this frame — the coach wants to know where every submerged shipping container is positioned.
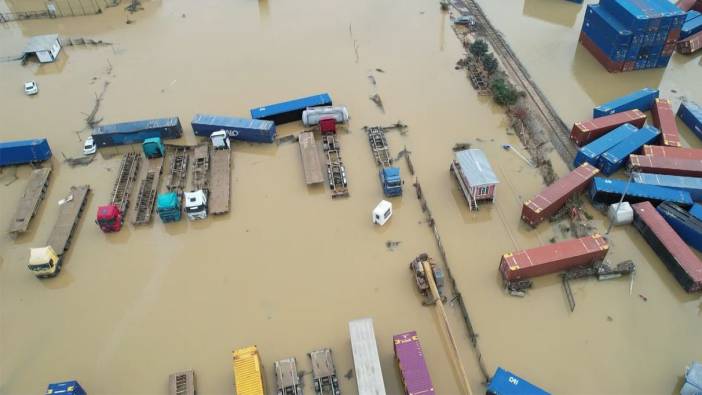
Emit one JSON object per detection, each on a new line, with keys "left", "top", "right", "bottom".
{"left": 393, "top": 331, "right": 435, "bottom": 395}
{"left": 593, "top": 88, "right": 659, "bottom": 118}
{"left": 521, "top": 163, "right": 600, "bottom": 226}
{"left": 579, "top": 31, "right": 625, "bottom": 72}
{"left": 250, "top": 93, "right": 332, "bottom": 124}
{"left": 499, "top": 234, "right": 609, "bottom": 282}
{"left": 487, "top": 367, "right": 550, "bottom": 395}
{"left": 677, "top": 30, "right": 702, "bottom": 54}
{"left": 191, "top": 114, "right": 276, "bottom": 143}
{"left": 599, "top": 126, "right": 660, "bottom": 175}
{"left": 678, "top": 101, "right": 702, "bottom": 138}
{"left": 581, "top": 5, "right": 633, "bottom": 62}
{"left": 630, "top": 154, "right": 702, "bottom": 177}
{"left": 574, "top": 123, "right": 638, "bottom": 166}
{"left": 644, "top": 145, "right": 702, "bottom": 160}
{"left": 681, "top": 12, "right": 702, "bottom": 38}
{"left": 632, "top": 201, "right": 702, "bottom": 292}
{"left": 691, "top": 203, "right": 702, "bottom": 221}
{"left": 657, "top": 201, "right": 702, "bottom": 251}
{"left": 46, "top": 381, "right": 87, "bottom": 395}
{"left": 633, "top": 172, "right": 702, "bottom": 200}
{"left": 0, "top": 138, "right": 51, "bottom": 166}
{"left": 652, "top": 98, "right": 682, "bottom": 146}
{"left": 92, "top": 117, "right": 182, "bottom": 147}
{"left": 570, "top": 109, "right": 645, "bottom": 146}
{"left": 589, "top": 177, "right": 693, "bottom": 207}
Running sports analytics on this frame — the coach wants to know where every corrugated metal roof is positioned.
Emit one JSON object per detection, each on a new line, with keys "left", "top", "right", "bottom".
{"left": 456, "top": 149, "right": 499, "bottom": 187}
{"left": 23, "top": 34, "right": 59, "bottom": 53}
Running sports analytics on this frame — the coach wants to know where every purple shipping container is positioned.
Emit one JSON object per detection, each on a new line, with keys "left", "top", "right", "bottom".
{"left": 393, "top": 331, "right": 435, "bottom": 395}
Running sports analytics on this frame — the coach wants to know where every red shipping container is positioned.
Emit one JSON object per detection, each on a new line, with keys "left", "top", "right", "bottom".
{"left": 622, "top": 61, "right": 636, "bottom": 72}
{"left": 696, "top": 0, "right": 702, "bottom": 12}
{"left": 631, "top": 202, "right": 702, "bottom": 292}
{"left": 521, "top": 163, "right": 600, "bottom": 226}
{"left": 643, "top": 145, "right": 702, "bottom": 160}
{"left": 676, "top": 0, "right": 696, "bottom": 10}
{"left": 630, "top": 154, "right": 702, "bottom": 177}
{"left": 651, "top": 99, "right": 681, "bottom": 147}
{"left": 570, "top": 109, "right": 646, "bottom": 146}
{"left": 677, "top": 31, "right": 702, "bottom": 55}
{"left": 579, "top": 32, "right": 623, "bottom": 74}
{"left": 666, "top": 28, "right": 681, "bottom": 44}
{"left": 499, "top": 234, "right": 609, "bottom": 282}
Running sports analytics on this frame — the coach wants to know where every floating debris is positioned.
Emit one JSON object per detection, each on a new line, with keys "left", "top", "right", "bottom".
{"left": 63, "top": 154, "right": 95, "bottom": 167}
{"left": 60, "top": 37, "right": 112, "bottom": 47}
{"left": 344, "top": 369, "right": 353, "bottom": 380}
{"left": 368, "top": 74, "right": 376, "bottom": 85}
{"left": 276, "top": 134, "right": 299, "bottom": 145}
{"left": 84, "top": 81, "right": 109, "bottom": 129}
{"left": 385, "top": 240, "right": 402, "bottom": 251}
{"left": 639, "top": 294, "right": 648, "bottom": 302}
{"left": 375, "top": 68, "right": 385, "bottom": 73}
{"left": 126, "top": 0, "right": 143, "bottom": 13}
{"left": 452, "top": 142, "right": 472, "bottom": 152}
{"left": 395, "top": 146, "right": 412, "bottom": 161}
{"left": 369, "top": 94, "right": 384, "bottom": 111}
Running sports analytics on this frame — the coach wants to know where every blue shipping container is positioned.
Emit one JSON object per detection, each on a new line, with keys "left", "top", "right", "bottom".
{"left": 46, "top": 380, "right": 87, "bottom": 395}
{"left": 678, "top": 101, "right": 702, "bottom": 139}
{"left": 250, "top": 93, "right": 332, "bottom": 125}
{"left": 582, "top": 5, "right": 632, "bottom": 61}
{"left": 600, "top": 0, "right": 664, "bottom": 33}
{"left": 594, "top": 87, "right": 659, "bottom": 117}
{"left": 589, "top": 177, "right": 694, "bottom": 207}
{"left": 0, "top": 138, "right": 52, "bottom": 166}
{"left": 681, "top": 15, "right": 702, "bottom": 39}
{"left": 685, "top": 10, "right": 701, "bottom": 23}
{"left": 486, "top": 367, "right": 550, "bottom": 395}
{"left": 633, "top": 172, "right": 702, "bottom": 201}
{"left": 599, "top": 125, "right": 660, "bottom": 175}
{"left": 657, "top": 202, "right": 702, "bottom": 252}
{"left": 191, "top": 114, "right": 276, "bottom": 143}
{"left": 574, "top": 123, "right": 638, "bottom": 167}
{"left": 691, "top": 203, "right": 702, "bottom": 222}
{"left": 92, "top": 117, "right": 182, "bottom": 147}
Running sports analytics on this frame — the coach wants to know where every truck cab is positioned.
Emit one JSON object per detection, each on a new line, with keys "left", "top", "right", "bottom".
{"left": 157, "top": 192, "right": 182, "bottom": 223}
{"left": 29, "top": 246, "right": 61, "bottom": 278}
{"left": 96, "top": 204, "right": 122, "bottom": 232}
{"left": 211, "top": 130, "right": 231, "bottom": 149}
{"left": 142, "top": 137, "right": 165, "bottom": 159}
{"left": 380, "top": 167, "right": 403, "bottom": 197}
{"left": 184, "top": 190, "right": 207, "bottom": 220}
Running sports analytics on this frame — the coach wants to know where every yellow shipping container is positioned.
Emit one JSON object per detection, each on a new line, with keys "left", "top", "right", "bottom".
{"left": 233, "top": 346, "right": 265, "bottom": 395}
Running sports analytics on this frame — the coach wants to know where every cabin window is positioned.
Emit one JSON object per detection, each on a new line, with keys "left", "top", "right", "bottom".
{"left": 478, "top": 186, "right": 489, "bottom": 196}
{"left": 384, "top": 208, "right": 391, "bottom": 219}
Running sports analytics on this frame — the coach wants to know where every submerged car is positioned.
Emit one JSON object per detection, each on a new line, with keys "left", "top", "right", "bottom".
{"left": 83, "top": 137, "right": 97, "bottom": 155}
{"left": 24, "top": 81, "right": 38, "bottom": 95}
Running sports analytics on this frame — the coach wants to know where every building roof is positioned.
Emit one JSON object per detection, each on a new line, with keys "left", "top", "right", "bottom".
{"left": 456, "top": 148, "right": 499, "bottom": 186}
{"left": 23, "top": 34, "right": 59, "bottom": 53}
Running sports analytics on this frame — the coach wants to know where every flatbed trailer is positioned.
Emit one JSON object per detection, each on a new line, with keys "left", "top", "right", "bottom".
{"left": 209, "top": 142, "right": 231, "bottom": 215}
{"left": 299, "top": 131, "right": 324, "bottom": 185}
{"left": 132, "top": 155, "right": 164, "bottom": 225}
{"left": 168, "top": 370, "right": 196, "bottom": 395}
{"left": 274, "top": 357, "right": 302, "bottom": 395}
{"left": 166, "top": 145, "right": 190, "bottom": 192}
{"left": 47, "top": 185, "right": 91, "bottom": 255}
{"left": 322, "top": 135, "right": 349, "bottom": 198}
{"left": 348, "top": 318, "right": 386, "bottom": 395}
{"left": 309, "top": 349, "right": 340, "bottom": 395}
{"left": 8, "top": 167, "right": 51, "bottom": 234}
{"left": 366, "top": 126, "right": 393, "bottom": 167}
{"left": 191, "top": 144, "right": 210, "bottom": 193}
{"left": 110, "top": 152, "right": 141, "bottom": 215}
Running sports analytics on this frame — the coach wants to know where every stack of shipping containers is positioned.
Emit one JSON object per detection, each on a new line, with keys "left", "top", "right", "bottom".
{"left": 580, "top": 0, "right": 686, "bottom": 72}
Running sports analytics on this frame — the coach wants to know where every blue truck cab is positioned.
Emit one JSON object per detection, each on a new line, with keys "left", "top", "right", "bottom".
{"left": 142, "top": 137, "right": 165, "bottom": 159}
{"left": 46, "top": 380, "right": 86, "bottom": 395}
{"left": 157, "top": 192, "right": 182, "bottom": 223}
{"left": 380, "top": 166, "right": 402, "bottom": 197}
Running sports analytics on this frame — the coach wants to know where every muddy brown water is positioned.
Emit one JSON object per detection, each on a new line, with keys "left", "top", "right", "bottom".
{"left": 1, "top": 0, "right": 701, "bottom": 394}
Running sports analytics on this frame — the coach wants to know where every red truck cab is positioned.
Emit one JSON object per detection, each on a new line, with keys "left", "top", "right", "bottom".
{"left": 96, "top": 204, "right": 122, "bottom": 232}
{"left": 319, "top": 117, "right": 336, "bottom": 135}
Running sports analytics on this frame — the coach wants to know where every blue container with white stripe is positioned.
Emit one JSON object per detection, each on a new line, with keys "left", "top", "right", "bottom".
{"left": 599, "top": 125, "right": 660, "bottom": 175}
{"left": 250, "top": 93, "right": 332, "bottom": 125}
{"left": 191, "top": 114, "right": 276, "bottom": 143}
{"left": 574, "top": 123, "right": 638, "bottom": 167}
{"left": 678, "top": 101, "right": 702, "bottom": 140}
{"left": 632, "top": 172, "right": 702, "bottom": 201}
{"left": 593, "top": 88, "right": 659, "bottom": 118}
{"left": 589, "top": 177, "right": 693, "bottom": 207}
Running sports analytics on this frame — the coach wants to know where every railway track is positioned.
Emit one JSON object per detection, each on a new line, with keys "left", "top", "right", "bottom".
{"left": 455, "top": 0, "right": 578, "bottom": 166}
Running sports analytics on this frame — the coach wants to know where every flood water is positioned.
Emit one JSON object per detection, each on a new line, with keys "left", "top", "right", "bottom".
{"left": 0, "top": 0, "right": 701, "bottom": 394}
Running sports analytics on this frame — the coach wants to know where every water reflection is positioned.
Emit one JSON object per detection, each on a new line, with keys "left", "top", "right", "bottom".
{"left": 522, "top": 0, "right": 582, "bottom": 28}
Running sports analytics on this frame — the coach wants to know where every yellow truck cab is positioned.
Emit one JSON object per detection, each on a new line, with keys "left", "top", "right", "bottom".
{"left": 29, "top": 246, "right": 61, "bottom": 278}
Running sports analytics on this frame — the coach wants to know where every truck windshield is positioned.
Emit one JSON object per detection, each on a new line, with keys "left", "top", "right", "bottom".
{"left": 29, "top": 263, "right": 51, "bottom": 271}
{"left": 186, "top": 205, "right": 205, "bottom": 212}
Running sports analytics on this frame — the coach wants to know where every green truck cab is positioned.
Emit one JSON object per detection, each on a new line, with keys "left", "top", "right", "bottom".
{"left": 157, "top": 192, "right": 182, "bottom": 223}
{"left": 142, "top": 137, "right": 165, "bottom": 159}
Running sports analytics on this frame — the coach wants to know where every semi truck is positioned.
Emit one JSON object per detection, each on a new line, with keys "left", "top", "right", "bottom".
{"left": 0, "top": 138, "right": 52, "bottom": 167}
{"left": 96, "top": 153, "right": 141, "bottom": 232}
{"left": 28, "top": 185, "right": 90, "bottom": 278}
{"left": 157, "top": 191, "right": 182, "bottom": 222}
{"left": 366, "top": 126, "right": 402, "bottom": 197}
{"left": 142, "top": 137, "right": 165, "bottom": 158}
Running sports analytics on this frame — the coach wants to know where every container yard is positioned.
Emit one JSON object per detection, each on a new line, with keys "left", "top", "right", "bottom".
{"left": 2, "top": 0, "right": 702, "bottom": 394}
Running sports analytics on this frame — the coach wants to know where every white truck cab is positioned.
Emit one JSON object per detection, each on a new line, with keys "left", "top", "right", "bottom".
{"left": 211, "top": 130, "right": 231, "bottom": 149}
{"left": 184, "top": 190, "right": 208, "bottom": 220}
{"left": 28, "top": 246, "right": 61, "bottom": 278}
{"left": 372, "top": 200, "right": 393, "bottom": 226}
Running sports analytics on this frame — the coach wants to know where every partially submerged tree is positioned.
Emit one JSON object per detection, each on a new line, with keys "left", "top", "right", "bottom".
{"left": 490, "top": 78, "right": 520, "bottom": 106}
{"left": 469, "top": 39, "right": 488, "bottom": 59}
{"left": 481, "top": 53, "right": 498, "bottom": 75}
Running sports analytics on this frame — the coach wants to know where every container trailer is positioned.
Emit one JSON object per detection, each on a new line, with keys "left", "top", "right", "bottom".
{"left": 644, "top": 145, "right": 702, "bottom": 160}
{"left": 393, "top": 331, "right": 435, "bottom": 395}
{"left": 46, "top": 380, "right": 87, "bottom": 395}
{"left": 521, "top": 163, "right": 599, "bottom": 226}
{"left": 573, "top": 123, "right": 637, "bottom": 167}
{"left": 274, "top": 357, "right": 302, "bottom": 395}
{"left": 486, "top": 367, "right": 550, "bottom": 395}
{"left": 96, "top": 152, "right": 141, "bottom": 232}
{"left": 348, "top": 318, "right": 386, "bottom": 395}
{"left": 301, "top": 106, "right": 349, "bottom": 126}
{"left": 191, "top": 114, "right": 276, "bottom": 143}
{"left": 657, "top": 201, "right": 702, "bottom": 252}
{"left": 632, "top": 201, "right": 702, "bottom": 292}
{"left": 309, "top": 348, "right": 341, "bottom": 395}
{"left": 589, "top": 177, "right": 693, "bottom": 207}
{"left": 0, "top": 138, "right": 51, "bottom": 166}
{"left": 8, "top": 167, "right": 51, "bottom": 234}
{"left": 499, "top": 234, "right": 609, "bottom": 282}
{"left": 92, "top": 117, "right": 182, "bottom": 147}
{"left": 598, "top": 125, "right": 660, "bottom": 175}
{"left": 678, "top": 101, "right": 702, "bottom": 138}
{"left": 233, "top": 346, "right": 265, "bottom": 395}
{"left": 630, "top": 154, "right": 702, "bottom": 177}
{"left": 168, "top": 370, "right": 196, "bottom": 395}
{"left": 570, "top": 109, "right": 645, "bottom": 146}
{"left": 250, "top": 93, "right": 333, "bottom": 124}
{"left": 651, "top": 99, "right": 681, "bottom": 147}
{"left": 632, "top": 172, "right": 702, "bottom": 200}
{"left": 593, "top": 88, "right": 659, "bottom": 118}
